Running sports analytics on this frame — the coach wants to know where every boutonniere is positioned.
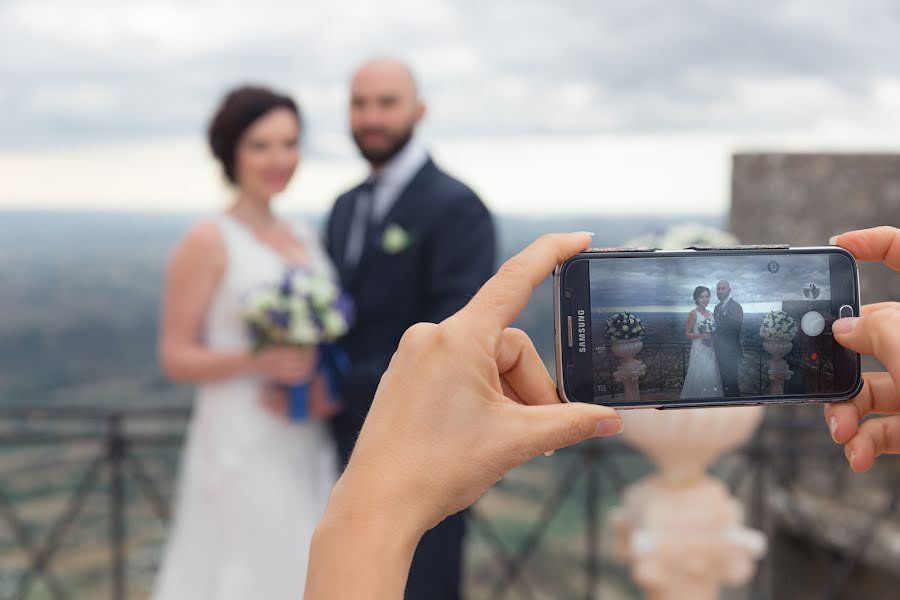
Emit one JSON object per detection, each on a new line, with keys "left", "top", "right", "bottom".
{"left": 381, "top": 223, "right": 413, "bottom": 254}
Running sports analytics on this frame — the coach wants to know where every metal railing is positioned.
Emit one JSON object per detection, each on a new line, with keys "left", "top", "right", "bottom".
{"left": 1, "top": 403, "right": 898, "bottom": 599}
{"left": 592, "top": 339, "right": 835, "bottom": 400}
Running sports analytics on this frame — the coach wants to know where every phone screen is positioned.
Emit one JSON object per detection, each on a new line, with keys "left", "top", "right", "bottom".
{"left": 560, "top": 250, "right": 861, "bottom": 406}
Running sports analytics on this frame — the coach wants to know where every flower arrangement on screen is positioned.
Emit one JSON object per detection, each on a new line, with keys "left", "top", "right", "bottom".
{"left": 605, "top": 312, "right": 645, "bottom": 341}
{"left": 759, "top": 311, "right": 797, "bottom": 341}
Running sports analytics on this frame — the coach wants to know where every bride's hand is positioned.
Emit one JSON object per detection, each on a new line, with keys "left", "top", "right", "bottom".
{"left": 308, "top": 372, "right": 342, "bottom": 419}
{"left": 260, "top": 375, "right": 340, "bottom": 420}
{"left": 253, "top": 345, "right": 318, "bottom": 384}
{"left": 260, "top": 383, "right": 289, "bottom": 418}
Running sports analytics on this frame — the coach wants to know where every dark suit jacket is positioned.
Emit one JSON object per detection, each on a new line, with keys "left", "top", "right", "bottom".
{"left": 325, "top": 157, "right": 496, "bottom": 459}
{"left": 713, "top": 298, "right": 743, "bottom": 349}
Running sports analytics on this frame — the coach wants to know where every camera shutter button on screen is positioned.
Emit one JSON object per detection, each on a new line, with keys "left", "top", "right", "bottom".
{"left": 800, "top": 311, "right": 825, "bottom": 337}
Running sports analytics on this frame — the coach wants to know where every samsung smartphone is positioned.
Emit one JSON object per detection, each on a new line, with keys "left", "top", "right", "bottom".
{"left": 554, "top": 246, "right": 862, "bottom": 409}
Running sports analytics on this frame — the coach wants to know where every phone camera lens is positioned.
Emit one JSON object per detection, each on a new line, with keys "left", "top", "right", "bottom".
{"left": 565, "top": 289, "right": 574, "bottom": 299}
{"left": 767, "top": 261, "right": 780, "bottom": 273}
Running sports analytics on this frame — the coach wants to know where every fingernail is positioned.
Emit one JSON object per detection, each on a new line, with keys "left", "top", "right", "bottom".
{"left": 594, "top": 418, "right": 623, "bottom": 437}
{"left": 829, "top": 235, "right": 840, "bottom": 245}
{"left": 848, "top": 449, "right": 856, "bottom": 468}
{"left": 832, "top": 317, "right": 859, "bottom": 335}
{"left": 829, "top": 416, "right": 838, "bottom": 439}
{"left": 575, "top": 231, "right": 596, "bottom": 237}
{"left": 544, "top": 450, "right": 555, "bottom": 457}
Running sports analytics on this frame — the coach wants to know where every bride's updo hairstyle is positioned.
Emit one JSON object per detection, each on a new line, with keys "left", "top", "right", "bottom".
{"left": 207, "top": 85, "right": 302, "bottom": 184}
{"left": 693, "top": 286, "right": 711, "bottom": 305}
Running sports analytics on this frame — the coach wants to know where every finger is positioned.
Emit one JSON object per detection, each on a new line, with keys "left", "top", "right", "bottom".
{"left": 833, "top": 305, "right": 900, "bottom": 385}
{"left": 499, "top": 379, "right": 523, "bottom": 404}
{"left": 824, "top": 372, "right": 899, "bottom": 443}
{"left": 844, "top": 415, "right": 900, "bottom": 473}
{"left": 458, "top": 233, "right": 592, "bottom": 334}
{"left": 495, "top": 328, "right": 559, "bottom": 406}
{"left": 503, "top": 401, "right": 622, "bottom": 458}
{"left": 833, "top": 226, "right": 900, "bottom": 271}
{"left": 860, "top": 302, "right": 898, "bottom": 317}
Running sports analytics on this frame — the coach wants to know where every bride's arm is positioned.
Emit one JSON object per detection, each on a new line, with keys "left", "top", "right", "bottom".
{"left": 159, "top": 222, "right": 314, "bottom": 384}
{"left": 684, "top": 311, "right": 700, "bottom": 340}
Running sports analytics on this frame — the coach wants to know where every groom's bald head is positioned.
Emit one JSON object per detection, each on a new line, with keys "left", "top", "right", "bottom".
{"left": 716, "top": 280, "right": 731, "bottom": 301}
{"left": 349, "top": 57, "right": 426, "bottom": 168}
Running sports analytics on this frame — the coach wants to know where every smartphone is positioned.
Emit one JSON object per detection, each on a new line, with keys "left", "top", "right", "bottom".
{"left": 554, "top": 245, "right": 862, "bottom": 409}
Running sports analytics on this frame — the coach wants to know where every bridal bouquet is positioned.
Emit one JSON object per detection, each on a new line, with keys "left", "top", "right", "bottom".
{"left": 759, "top": 311, "right": 797, "bottom": 341}
{"left": 243, "top": 268, "right": 353, "bottom": 420}
{"left": 697, "top": 318, "right": 716, "bottom": 346}
{"left": 605, "top": 312, "right": 645, "bottom": 341}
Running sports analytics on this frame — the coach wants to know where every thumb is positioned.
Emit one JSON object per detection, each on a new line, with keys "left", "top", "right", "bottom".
{"left": 507, "top": 402, "right": 623, "bottom": 458}
{"left": 832, "top": 306, "right": 900, "bottom": 359}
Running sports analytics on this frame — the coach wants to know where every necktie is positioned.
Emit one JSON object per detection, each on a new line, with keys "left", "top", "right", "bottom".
{"left": 344, "top": 177, "right": 379, "bottom": 274}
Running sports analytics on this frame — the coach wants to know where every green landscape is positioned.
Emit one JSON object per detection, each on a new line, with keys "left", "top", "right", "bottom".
{"left": 0, "top": 210, "right": 723, "bottom": 599}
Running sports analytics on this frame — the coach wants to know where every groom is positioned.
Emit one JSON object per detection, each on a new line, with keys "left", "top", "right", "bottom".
{"left": 713, "top": 280, "right": 743, "bottom": 397}
{"left": 325, "top": 58, "right": 495, "bottom": 599}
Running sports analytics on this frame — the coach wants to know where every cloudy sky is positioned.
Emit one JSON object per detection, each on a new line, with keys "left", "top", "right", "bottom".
{"left": 2, "top": 0, "right": 900, "bottom": 214}
{"left": 589, "top": 253, "right": 832, "bottom": 313}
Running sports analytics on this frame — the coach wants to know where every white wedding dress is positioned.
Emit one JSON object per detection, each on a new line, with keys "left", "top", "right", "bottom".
{"left": 680, "top": 309, "right": 725, "bottom": 399}
{"left": 152, "top": 215, "right": 338, "bottom": 600}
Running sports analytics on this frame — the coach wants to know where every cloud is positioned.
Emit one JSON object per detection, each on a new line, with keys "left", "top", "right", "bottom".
{"left": 590, "top": 252, "right": 832, "bottom": 308}
{"left": 3, "top": 0, "right": 900, "bottom": 152}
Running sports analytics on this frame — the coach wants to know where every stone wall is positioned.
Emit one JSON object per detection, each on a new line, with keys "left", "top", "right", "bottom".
{"left": 731, "top": 153, "right": 900, "bottom": 306}
{"left": 730, "top": 153, "right": 900, "bottom": 598}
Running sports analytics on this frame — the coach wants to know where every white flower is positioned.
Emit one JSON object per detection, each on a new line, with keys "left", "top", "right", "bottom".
{"left": 382, "top": 224, "right": 412, "bottom": 254}
{"left": 321, "top": 309, "right": 349, "bottom": 340}
{"left": 308, "top": 276, "right": 338, "bottom": 308}
{"left": 289, "top": 319, "right": 318, "bottom": 345}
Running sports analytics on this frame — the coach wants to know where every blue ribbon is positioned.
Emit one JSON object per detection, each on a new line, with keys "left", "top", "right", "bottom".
{"left": 287, "top": 344, "right": 351, "bottom": 421}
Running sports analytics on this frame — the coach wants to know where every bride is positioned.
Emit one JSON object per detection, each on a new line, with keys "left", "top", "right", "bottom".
{"left": 153, "top": 86, "right": 338, "bottom": 600}
{"left": 681, "top": 286, "right": 724, "bottom": 399}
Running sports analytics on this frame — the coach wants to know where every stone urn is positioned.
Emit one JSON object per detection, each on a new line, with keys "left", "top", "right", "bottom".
{"left": 612, "top": 338, "right": 643, "bottom": 361}
{"left": 612, "top": 338, "right": 647, "bottom": 402}
{"left": 762, "top": 337, "right": 794, "bottom": 395}
{"left": 609, "top": 406, "right": 767, "bottom": 600}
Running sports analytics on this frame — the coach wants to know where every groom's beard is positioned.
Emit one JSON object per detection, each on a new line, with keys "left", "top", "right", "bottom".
{"left": 353, "top": 124, "right": 415, "bottom": 167}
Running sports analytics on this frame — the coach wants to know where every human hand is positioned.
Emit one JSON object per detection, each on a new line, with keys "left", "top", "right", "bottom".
{"left": 260, "top": 373, "right": 341, "bottom": 420}
{"left": 260, "top": 382, "right": 289, "bottom": 418}
{"left": 823, "top": 226, "right": 900, "bottom": 472}
{"left": 306, "top": 233, "right": 623, "bottom": 599}
{"left": 253, "top": 345, "right": 318, "bottom": 385}
{"left": 329, "top": 232, "right": 623, "bottom": 535}
{"left": 308, "top": 372, "right": 342, "bottom": 419}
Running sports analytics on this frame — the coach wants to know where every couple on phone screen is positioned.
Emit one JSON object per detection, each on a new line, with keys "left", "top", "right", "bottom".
{"left": 681, "top": 280, "right": 743, "bottom": 399}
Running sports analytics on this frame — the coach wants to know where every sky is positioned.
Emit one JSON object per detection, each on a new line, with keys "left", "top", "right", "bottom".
{"left": 588, "top": 253, "right": 832, "bottom": 314}
{"left": 2, "top": 0, "right": 900, "bottom": 215}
